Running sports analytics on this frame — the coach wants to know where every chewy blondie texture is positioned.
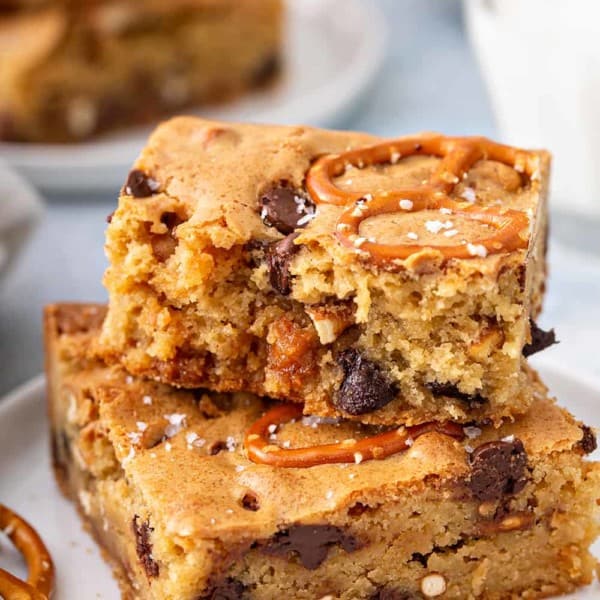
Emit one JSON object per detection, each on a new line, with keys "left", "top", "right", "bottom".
{"left": 0, "top": 1, "right": 282, "bottom": 142}
{"left": 47, "top": 304, "right": 599, "bottom": 599}
{"left": 100, "top": 118, "right": 551, "bottom": 426}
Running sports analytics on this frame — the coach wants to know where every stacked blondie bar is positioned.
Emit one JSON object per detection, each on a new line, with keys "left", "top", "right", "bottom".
{"left": 45, "top": 118, "right": 600, "bottom": 599}
{"left": 0, "top": 0, "right": 282, "bottom": 142}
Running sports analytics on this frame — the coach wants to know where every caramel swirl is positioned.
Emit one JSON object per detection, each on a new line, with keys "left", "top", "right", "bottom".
{"left": 305, "top": 134, "right": 539, "bottom": 264}
{"left": 0, "top": 504, "right": 54, "bottom": 600}
{"left": 244, "top": 404, "right": 464, "bottom": 468}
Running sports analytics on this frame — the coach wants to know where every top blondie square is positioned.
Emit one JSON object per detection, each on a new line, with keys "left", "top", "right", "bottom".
{"left": 99, "top": 117, "right": 551, "bottom": 426}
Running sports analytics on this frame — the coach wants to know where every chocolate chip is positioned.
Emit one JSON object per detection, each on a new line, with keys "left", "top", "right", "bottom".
{"left": 202, "top": 577, "right": 248, "bottom": 600}
{"left": 241, "top": 492, "right": 260, "bottom": 512}
{"left": 132, "top": 515, "right": 159, "bottom": 578}
{"left": 468, "top": 439, "right": 528, "bottom": 502}
{"left": 578, "top": 425, "right": 597, "bottom": 454}
{"left": 209, "top": 441, "right": 228, "bottom": 455}
{"left": 266, "top": 233, "right": 301, "bottom": 295}
{"left": 336, "top": 349, "right": 397, "bottom": 415}
{"left": 425, "top": 381, "right": 487, "bottom": 408}
{"left": 125, "top": 169, "right": 160, "bottom": 198}
{"left": 259, "top": 182, "right": 315, "bottom": 234}
{"left": 106, "top": 211, "right": 115, "bottom": 224}
{"left": 261, "top": 524, "right": 360, "bottom": 570}
{"left": 251, "top": 53, "right": 281, "bottom": 86}
{"left": 522, "top": 319, "right": 558, "bottom": 357}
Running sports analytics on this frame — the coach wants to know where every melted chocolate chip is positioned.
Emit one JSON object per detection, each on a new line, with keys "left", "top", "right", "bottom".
{"left": 426, "top": 381, "right": 487, "bottom": 408}
{"left": 262, "top": 524, "right": 360, "bottom": 570}
{"left": 468, "top": 439, "right": 528, "bottom": 502}
{"left": 266, "top": 233, "right": 301, "bottom": 295}
{"left": 336, "top": 349, "right": 397, "bottom": 415}
{"left": 578, "top": 425, "right": 597, "bottom": 454}
{"left": 259, "top": 183, "right": 315, "bottom": 234}
{"left": 522, "top": 319, "right": 558, "bottom": 357}
{"left": 125, "top": 169, "right": 160, "bottom": 198}
{"left": 202, "top": 578, "right": 248, "bottom": 600}
{"left": 132, "top": 515, "right": 159, "bottom": 578}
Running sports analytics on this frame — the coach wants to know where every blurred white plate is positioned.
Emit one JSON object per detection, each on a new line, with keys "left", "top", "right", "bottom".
{"left": 0, "top": 0, "right": 386, "bottom": 193}
{"left": 0, "top": 360, "right": 598, "bottom": 599}
{"left": 0, "top": 160, "right": 44, "bottom": 283}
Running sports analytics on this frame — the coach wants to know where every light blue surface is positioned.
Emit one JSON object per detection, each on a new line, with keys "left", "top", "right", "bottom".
{"left": 1, "top": 0, "right": 598, "bottom": 396}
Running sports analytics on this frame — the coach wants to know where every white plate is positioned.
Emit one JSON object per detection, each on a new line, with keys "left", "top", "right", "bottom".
{"left": 0, "top": 361, "right": 598, "bottom": 599}
{"left": 0, "top": 160, "right": 44, "bottom": 283}
{"left": 0, "top": 0, "right": 386, "bottom": 193}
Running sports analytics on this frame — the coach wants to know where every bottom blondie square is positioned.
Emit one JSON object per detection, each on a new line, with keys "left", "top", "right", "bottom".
{"left": 46, "top": 304, "right": 600, "bottom": 600}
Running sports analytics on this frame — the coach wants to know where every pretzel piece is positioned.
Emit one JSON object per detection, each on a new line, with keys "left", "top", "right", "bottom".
{"left": 0, "top": 504, "right": 54, "bottom": 600}
{"left": 244, "top": 404, "right": 464, "bottom": 468}
{"left": 305, "top": 135, "right": 539, "bottom": 264}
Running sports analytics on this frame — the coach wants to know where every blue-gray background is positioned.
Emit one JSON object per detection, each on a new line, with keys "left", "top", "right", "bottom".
{"left": 1, "top": 0, "right": 599, "bottom": 396}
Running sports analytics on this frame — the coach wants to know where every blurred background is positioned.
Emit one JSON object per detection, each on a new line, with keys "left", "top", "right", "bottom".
{"left": 1, "top": 0, "right": 599, "bottom": 396}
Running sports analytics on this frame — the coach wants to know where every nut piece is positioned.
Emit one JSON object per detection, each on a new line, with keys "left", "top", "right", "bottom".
{"left": 305, "top": 304, "right": 354, "bottom": 345}
{"left": 468, "top": 327, "right": 504, "bottom": 361}
{"left": 497, "top": 513, "right": 534, "bottom": 532}
{"left": 421, "top": 573, "right": 447, "bottom": 597}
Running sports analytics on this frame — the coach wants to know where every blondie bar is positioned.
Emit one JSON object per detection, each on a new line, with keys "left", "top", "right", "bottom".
{"left": 100, "top": 118, "right": 551, "bottom": 426}
{"left": 0, "top": 1, "right": 282, "bottom": 142}
{"left": 47, "top": 304, "right": 599, "bottom": 599}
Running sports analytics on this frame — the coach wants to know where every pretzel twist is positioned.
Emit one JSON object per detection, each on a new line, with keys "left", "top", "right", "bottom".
{"left": 0, "top": 504, "right": 54, "bottom": 600}
{"left": 244, "top": 404, "right": 464, "bottom": 468}
{"left": 305, "top": 135, "right": 539, "bottom": 264}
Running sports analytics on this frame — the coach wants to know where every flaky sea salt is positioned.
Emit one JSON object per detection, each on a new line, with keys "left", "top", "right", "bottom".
{"left": 399, "top": 199, "right": 414, "bottom": 210}
{"left": 425, "top": 220, "right": 453, "bottom": 234}
{"left": 467, "top": 243, "right": 488, "bottom": 258}
{"left": 461, "top": 187, "right": 477, "bottom": 203}
{"left": 127, "top": 432, "right": 142, "bottom": 445}
{"left": 164, "top": 413, "right": 187, "bottom": 438}
{"left": 463, "top": 426, "right": 482, "bottom": 439}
